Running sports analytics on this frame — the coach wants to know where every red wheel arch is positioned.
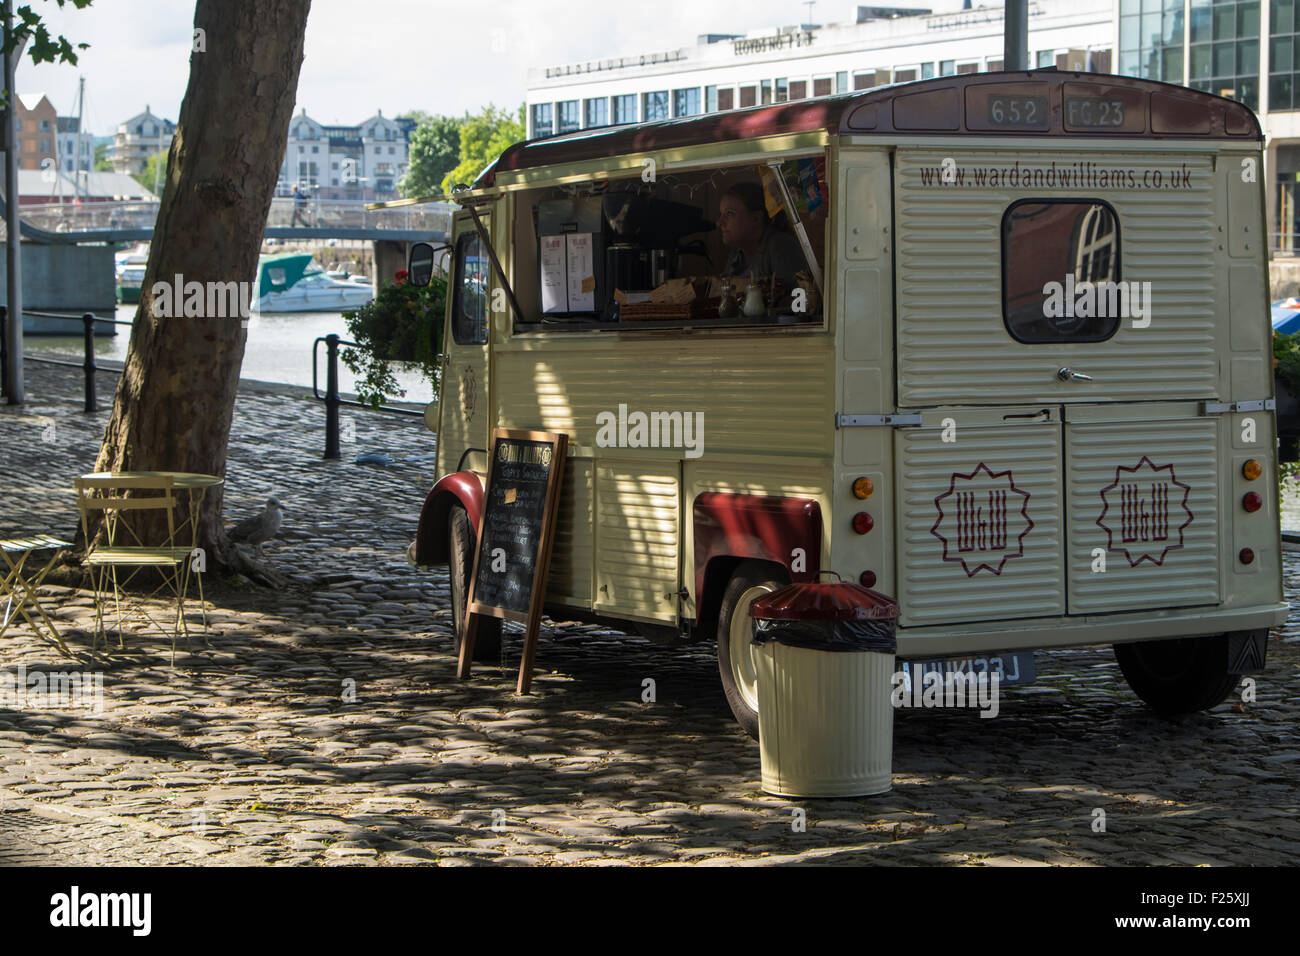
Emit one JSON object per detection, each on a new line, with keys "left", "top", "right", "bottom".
{"left": 412, "top": 471, "right": 484, "bottom": 566}
{"left": 692, "top": 492, "right": 822, "bottom": 626}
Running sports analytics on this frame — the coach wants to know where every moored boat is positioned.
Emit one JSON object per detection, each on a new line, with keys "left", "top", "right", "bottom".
{"left": 115, "top": 243, "right": 149, "bottom": 304}
{"left": 253, "top": 253, "right": 374, "bottom": 313}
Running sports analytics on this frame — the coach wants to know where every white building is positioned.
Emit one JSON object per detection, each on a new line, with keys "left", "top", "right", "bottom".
{"left": 56, "top": 115, "right": 94, "bottom": 176}
{"left": 526, "top": 1, "right": 1114, "bottom": 138}
{"left": 278, "top": 108, "right": 412, "bottom": 201}
{"left": 109, "top": 106, "right": 176, "bottom": 176}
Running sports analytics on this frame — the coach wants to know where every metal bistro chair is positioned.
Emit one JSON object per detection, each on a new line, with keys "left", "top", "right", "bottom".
{"left": 0, "top": 534, "right": 75, "bottom": 655}
{"left": 74, "top": 474, "right": 203, "bottom": 660}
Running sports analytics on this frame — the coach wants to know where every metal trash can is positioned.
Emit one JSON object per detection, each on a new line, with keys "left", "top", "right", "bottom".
{"left": 750, "top": 574, "right": 899, "bottom": 797}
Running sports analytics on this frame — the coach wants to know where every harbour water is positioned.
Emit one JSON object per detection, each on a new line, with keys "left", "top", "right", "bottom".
{"left": 25, "top": 304, "right": 435, "bottom": 405}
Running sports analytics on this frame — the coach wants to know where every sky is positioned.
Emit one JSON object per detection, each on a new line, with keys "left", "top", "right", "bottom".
{"left": 17, "top": 0, "right": 966, "bottom": 136}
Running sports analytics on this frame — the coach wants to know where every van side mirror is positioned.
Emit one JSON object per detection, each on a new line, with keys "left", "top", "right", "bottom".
{"left": 408, "top": 241, "right": 436, "bottom": 287}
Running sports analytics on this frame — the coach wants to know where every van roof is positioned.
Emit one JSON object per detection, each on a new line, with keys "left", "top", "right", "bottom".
{"left": 488, "top": 71, "right": 1260, "bottom": 185}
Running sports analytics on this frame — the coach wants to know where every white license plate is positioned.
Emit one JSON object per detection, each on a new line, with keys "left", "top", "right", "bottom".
{"left": 899, "top": 652, "right": 1036, "bottom": 689}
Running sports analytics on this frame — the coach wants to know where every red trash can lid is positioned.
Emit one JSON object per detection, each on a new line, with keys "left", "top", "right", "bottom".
{"left": 750, "top": 574, "right": 899, "bottom": 622}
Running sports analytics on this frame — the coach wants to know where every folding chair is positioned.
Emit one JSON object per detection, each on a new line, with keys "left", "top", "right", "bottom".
{"left": 74, "top": 474, "right": 203, "bottom": 661}
{"left": 0, "top": 534, "right": 75, "bottom": 654}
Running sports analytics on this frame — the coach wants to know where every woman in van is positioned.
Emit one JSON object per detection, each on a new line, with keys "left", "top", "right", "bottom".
{"left": 717, "top": 181, "right": 806, "bottom": 289}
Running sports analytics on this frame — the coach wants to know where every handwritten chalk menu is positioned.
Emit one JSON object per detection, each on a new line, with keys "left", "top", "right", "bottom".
{"left": 459, "top": 428, "right": 568, "bottom": 694}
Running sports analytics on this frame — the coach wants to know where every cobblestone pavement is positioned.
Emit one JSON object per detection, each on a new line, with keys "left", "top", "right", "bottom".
{"left": 0, "top": 361, "right": 1297, "bottom": 866}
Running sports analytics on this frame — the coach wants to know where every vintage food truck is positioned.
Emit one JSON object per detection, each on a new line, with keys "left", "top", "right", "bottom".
{"left": 406, "top": 71, "right": 1287, "bottom": 737}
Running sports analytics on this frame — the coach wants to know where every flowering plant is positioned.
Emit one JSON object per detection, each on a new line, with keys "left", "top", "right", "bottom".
{"left": 341, "top": 270, "right": 445, "bottom": 409}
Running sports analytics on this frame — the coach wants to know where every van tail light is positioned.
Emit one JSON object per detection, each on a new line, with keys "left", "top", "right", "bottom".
{"left": 1242, "top": 492, "right": 1263, "bottom": 513}
{"left": 859, "top": 571, "right": 877, "bottom": 587}
{"left": 852, "top": 512, "right": 874, "bottom": 534}
{"left": 1239, "top": 548, "right": 1255, "bottom": 565}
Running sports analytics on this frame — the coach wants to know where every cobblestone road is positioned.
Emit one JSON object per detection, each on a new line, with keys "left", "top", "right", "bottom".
{"left": 0, "top": 361, "right": 1297, "bottom": 866}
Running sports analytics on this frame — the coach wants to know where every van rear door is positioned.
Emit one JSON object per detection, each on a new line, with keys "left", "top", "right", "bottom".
{"left": 891, "top": 146, "right": 1234, "bottom": 624}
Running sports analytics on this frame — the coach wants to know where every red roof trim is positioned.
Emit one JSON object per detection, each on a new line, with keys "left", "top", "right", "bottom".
{"left": 486, "top": 72, "right": 1261, "bottom": 186}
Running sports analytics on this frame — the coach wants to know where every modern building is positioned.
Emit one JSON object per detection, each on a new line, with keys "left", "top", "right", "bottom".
{"left": 277, "top": 108, "right": 411, "bottom": 201}
{"left": 12, "top": 93, "right": 58, "bottom": 171}
{"left": 525, "top": 1, "right": 1114, "bottom": 139}
{"left": 109, "top": 107, "right": 176, "bottom": 176}
{"left": 1111, "top": 0, "right": 1300, "bottom": 253}
{"left": 57, "top": 115, "right": 94, "bottom": 177}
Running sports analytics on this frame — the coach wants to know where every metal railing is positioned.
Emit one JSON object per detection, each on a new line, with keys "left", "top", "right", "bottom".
{"left": 14, "top": 198, "right": 455, "bottom": 236}
{"left": 268, "top": 197, "right": 455, "bottom": 232}
{"left": 0, "top": 307, "right": 131, "bottom": 412}
{"left": 312, "top": 333, "right": 423, "bottom": 461}
{"left": 16, "top": 201, "right": 161, "bottom": 234}
{"left": 2, "top": 312, "right": 431, "bottom": 449}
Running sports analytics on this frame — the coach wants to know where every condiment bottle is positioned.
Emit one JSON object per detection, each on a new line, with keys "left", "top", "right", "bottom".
{"left": 717, "top": 277, "right": 736, "bottom": 318}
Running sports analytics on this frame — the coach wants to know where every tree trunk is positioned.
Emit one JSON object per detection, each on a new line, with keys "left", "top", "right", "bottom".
{"left": 93, "top": 0, "right": 312, "bottom": 582}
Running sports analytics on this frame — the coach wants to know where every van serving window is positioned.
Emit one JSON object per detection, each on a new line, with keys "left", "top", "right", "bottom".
{"left": 452, "top": 231, "right": 489, "bottom": 346}
{"left": 514, "top": 159, "right": 828, "bottom": 335}
{"left": 1001, "top": 199, "right": 1122, "bottom": 344}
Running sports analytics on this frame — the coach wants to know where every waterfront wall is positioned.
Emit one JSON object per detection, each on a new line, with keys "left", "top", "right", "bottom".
{"left": 0, "top": 242, "right": 116, "bottom": 313}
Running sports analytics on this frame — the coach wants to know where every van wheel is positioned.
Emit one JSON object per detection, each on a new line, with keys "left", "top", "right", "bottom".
{"left": 1113, "top": 635, "right": 1237, "bottom": 715}
{"left": 716, "top": 561, "right": 788, "bottom": 739}
{"left": 448, "top": 504, "right": 501, "bottom": 661}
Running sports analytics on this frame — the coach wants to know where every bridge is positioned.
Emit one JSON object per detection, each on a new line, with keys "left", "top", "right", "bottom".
{"left": 1, "top": 196, "right": 454, "bottom": 244}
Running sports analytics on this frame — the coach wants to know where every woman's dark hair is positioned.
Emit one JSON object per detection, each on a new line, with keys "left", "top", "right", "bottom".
{"left": 723, "top": 181, "right": 766, "bottom": 215}
{"left": 722, "top": 180, "right": 790, "bottom": 231}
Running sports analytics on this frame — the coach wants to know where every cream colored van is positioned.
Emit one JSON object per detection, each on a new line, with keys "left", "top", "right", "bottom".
{"left": 407, "top": 71, "right": 1287, "bottom": 737}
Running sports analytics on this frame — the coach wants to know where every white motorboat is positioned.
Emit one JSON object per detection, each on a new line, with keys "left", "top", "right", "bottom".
{"left": 252, "top": 253, "right": 374, "bottom": 313}
{"left": 115, "top": 243, "right": 150, "bottom": 304}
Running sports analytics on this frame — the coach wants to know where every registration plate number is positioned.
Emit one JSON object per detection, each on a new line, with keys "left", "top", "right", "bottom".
{"left": 898, "top": 652, "right": 1036, "bottom": 690}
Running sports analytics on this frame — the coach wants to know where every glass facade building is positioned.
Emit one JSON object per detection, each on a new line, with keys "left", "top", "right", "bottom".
{"left": 1271, "top": 0, "right": 1300, "bottom": 108}
{"left": 1115, "top": 0, "right": 1300, "bottom": 249}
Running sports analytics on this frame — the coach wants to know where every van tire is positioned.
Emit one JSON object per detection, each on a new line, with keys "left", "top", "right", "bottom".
{"left": 448, "top": 504, "right": 501, "bottom": 661}
{"left": 1113, "top": 635, "right": 1238, "bottom": 715}
{"left": 716, "top": 561, "right": 789, "bottom": 739}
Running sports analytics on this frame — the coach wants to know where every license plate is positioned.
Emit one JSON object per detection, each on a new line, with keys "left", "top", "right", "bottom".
{"left": 899, "top": 652, "right": 1036, "bottom": 690}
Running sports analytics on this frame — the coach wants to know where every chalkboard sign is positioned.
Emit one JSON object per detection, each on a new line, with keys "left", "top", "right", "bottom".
{"left": 459, "top": 428, "right": 568, "bottom": 693}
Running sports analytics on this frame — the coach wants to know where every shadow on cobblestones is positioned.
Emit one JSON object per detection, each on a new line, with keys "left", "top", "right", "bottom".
{"left": 1, "top": 363, "right": 1297, "bottom": 866}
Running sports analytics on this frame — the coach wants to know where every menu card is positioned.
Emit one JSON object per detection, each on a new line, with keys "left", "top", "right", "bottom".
{"left": 540, "top": 232, "right": 596, "bottom": 313}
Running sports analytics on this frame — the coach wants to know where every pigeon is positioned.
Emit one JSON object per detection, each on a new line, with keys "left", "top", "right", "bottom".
{"left": 229, "top": 497, "right": 285, "bottom": 556}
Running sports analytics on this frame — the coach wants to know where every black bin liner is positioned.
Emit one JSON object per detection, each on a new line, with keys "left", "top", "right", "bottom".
{"left": 753, "top": 616, "right": 897, "bottom": 654}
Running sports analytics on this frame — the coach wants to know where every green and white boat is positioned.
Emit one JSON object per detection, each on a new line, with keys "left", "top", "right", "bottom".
{"left": 253, "top": 253, "right": 373, "bottom": 313}
{"left": 115, "top": 243, "right": 149, "bottom": 304}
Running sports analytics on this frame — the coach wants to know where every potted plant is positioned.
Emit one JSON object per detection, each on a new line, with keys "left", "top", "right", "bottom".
{"left": 341, "top": 269, "right": 445, "bottom": 409}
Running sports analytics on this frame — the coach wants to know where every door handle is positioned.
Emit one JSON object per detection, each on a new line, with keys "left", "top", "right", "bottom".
{"left": 1003, "top": 408, "right": 1052, "bottom": 422}
{"left": 1057, "top": 367, "right": 1094, "bottom": 382}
